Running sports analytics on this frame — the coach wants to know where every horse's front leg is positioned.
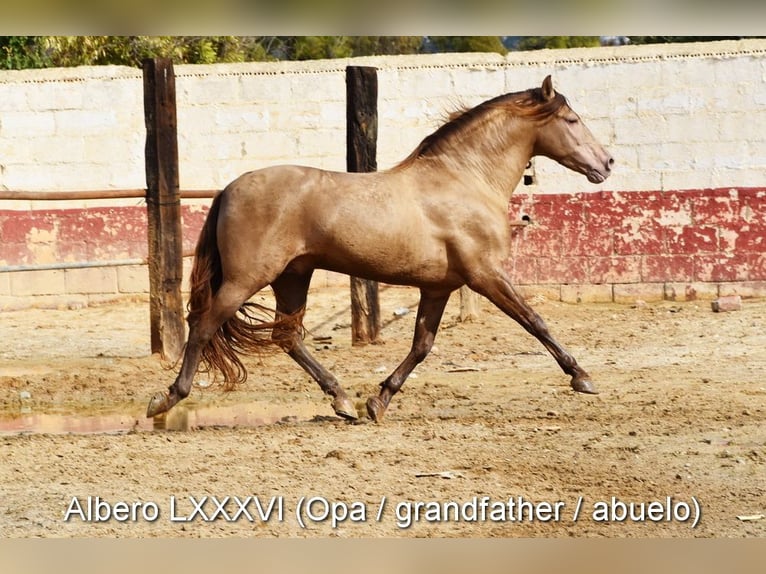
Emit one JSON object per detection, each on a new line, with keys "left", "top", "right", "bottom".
{"left": 468, "top": 269, "right": 597, "bottom": 394}
{"left": 367, "top": 290, "right": 450, "bottom": 422}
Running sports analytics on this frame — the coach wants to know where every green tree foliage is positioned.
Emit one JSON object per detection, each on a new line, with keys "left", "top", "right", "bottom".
{"left": 349, "top": 36, "right": 423, "bottom": 56}
{"left": 1, "top": 36, "right": 515, "bottom": 70}
{"left": 280, "top": 37, "right": 354, "bottom": 60}
{"left": 628, "top": 36, "right": 745, "bottom": 45}
{"left": 3, "top": 36, "right": 743, "bottom": 70}
{"left": 516, "top": 37, "right": 601, "bottom": 50}
{"left": 42, "top": 37, "right": 272, "bottom": 67}
{"left": 428, "top": 36, "right": 508, "bottom": 55}
{"left": 0, "top": 36, "right": 278, "bottom": 69}
{"left": 1, "top": 36, "right": 50, "bottom": 69}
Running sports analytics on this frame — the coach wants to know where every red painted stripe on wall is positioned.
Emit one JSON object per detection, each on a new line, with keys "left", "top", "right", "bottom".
{"left": 507, "top": 187, "right": 766, "bottom": 284}
{"left": 2, "top": 188, "right": 765, "bottom": 286}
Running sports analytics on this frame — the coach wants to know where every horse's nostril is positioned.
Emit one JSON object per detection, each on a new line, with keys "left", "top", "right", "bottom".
{"left": 607, "top": 157, "right": 615, "bottom": 168}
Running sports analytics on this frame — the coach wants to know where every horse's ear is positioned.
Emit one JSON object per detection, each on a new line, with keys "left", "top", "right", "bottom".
{"left": 541, "top": 75, "right": 555, "bottom": 101}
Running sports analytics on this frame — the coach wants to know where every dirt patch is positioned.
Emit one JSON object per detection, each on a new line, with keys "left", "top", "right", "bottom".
{"left": 0, "top": 286, "right": 764, "bottom": 537}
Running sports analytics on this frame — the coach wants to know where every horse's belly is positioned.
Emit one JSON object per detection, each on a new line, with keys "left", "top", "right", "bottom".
{"left": 314, "top": 238, "right": 460, "bottom": 288}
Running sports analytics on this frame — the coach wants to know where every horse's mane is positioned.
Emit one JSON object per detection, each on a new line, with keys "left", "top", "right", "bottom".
{"left": 392, "top": 87, "right": 568, "bottom": 171}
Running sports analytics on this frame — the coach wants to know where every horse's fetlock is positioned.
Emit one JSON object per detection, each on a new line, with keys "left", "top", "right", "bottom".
{"left": 171, "top": 383, "right": 190, "bottom": 400}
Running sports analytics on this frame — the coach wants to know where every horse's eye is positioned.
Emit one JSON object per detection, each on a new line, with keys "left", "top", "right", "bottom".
{"left": 566, "top": 117, "right": 579, "bottom": 124}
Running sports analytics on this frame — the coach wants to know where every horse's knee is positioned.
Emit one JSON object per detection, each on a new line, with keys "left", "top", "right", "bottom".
{"left": 412, "top": 335, "right": 435, "bottom": 363}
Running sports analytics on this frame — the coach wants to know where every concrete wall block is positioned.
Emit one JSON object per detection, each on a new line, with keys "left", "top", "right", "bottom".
{"left": 614, "top": 116, "right": 657, "bottom": 145}
{"left": 10, "top": 269, "right": 66, "bottom": 296}
{"left": 0, "top": 293, "right": 88, "bottom": 311}
{"left": 204, "top": 136, "right": 250, "bottom": 162}
{"left": 247, "top": 131, "right": 300, "bottom": 161}
{"left": 718, "top": 112, "right": 764, "bottom": 143}
{"left": 613, "top": 283, "right": 665, "bottom": 303}
{"left": 296, "top": 128, "right": 345, "bottom": 162}
{"left": 179, "top": 76, "right": 242, "bottom": 106}
{"left": 638, "top": 88, "right": 698, "bottom": 115}
{"left": 395, "top": 67, "right": 455, "bottom": 99}
{"left": 450, "top": 67, "right": 505, "bottom": 99}
{"left": 55, "top": 109, "right": 118, "bottom": 135}
{"left": 664, "top": 282, "right": 719, "bottom": 301}
{"left": 319, "top": 101, "right": 346, "bottom": 126}
{"left": 81, "top": 80, "right": 142, "bottom": 112}
{"left": 0, "top": 111, "right": 56, "bottom": 137}
{"left": 30, "top": 135, "right": 87, "bottom": 164}
{"left": 82, "top": 133, "right": 143, "bottom": 168}
{"left": 718, "top": 280, "right": 766, "bottom": 298}
{"left": 515, "top": 284, "right": 562, "bottom": 302}
{"left": 26, "top": 83, "right": 84, "bottom": 112}
{"left": 0, "top": 84, "right": 29, "bottom": 111}
{"left": 290, "top": 72, "right": 345, "bottom": 103}
{"left": 214, "top": 105, "right": 272, "bottom": 133}
{"left": 600, "top": 171, "right": 662, "bottom": 195}
{"left": 64, "top": 267, "right": 118, "bottom": 294}
{"left": 661, "top": 170, "right": 715, "bottom": 192}
{"left": 117, "top": 265, "right": 149, "bottom": 293}
{"left": 561, "top": 284, "right": 614, "bottom": 304}
{"left": 664, "top": 114, "right": 719, "bottom": 144}
{"left": 589, "top": 256, "right": 643, "bottom": 284}
{"left": 238, "top": 74, "right": 292, "bottom": 104}
{"left": 178, "top": 107, "right": 221, "bottom": 135}
{"left": 272, "top": 101, "right": 322, "bottom": 131}
{"left": 710, "top": 168, "right": 766, "bottom": 190}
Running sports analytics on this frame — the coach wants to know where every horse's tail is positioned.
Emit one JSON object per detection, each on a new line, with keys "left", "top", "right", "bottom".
{"left": 187, "top": 191, "right": 304, "bottom": 390}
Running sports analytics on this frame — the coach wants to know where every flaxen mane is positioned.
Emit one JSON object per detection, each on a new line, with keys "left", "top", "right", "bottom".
{"left": 392, "top": 87, "right": 568, "bottom": 171}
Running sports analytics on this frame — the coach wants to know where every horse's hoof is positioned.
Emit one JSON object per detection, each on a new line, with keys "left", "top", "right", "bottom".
{"left": 571, "top": 377, "right": 599, "bottom": 394}
{"left": 366, "top": 396, "right": 386, "bottom": 423}
{"left": 332, "top": 396, "right": 358, "bottom": 420}
{"left": 146, "top": 392, "right": 170, "bottom": 418}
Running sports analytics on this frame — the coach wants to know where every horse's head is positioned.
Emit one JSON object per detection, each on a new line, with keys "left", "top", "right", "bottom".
{"left": 532, "top": 76, "right": 614, "bottom": 184}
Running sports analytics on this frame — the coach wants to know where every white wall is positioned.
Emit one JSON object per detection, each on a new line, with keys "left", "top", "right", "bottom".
{"left": 1, "top": 38, "right": 764, "bottom": 209}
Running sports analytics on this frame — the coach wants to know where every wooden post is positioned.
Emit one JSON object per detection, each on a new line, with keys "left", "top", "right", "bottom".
{"left": 143, "top": 58, "right": 185, "bottom": 362}
{"left": 346, "top": 66, "right": 381, "bottom": 345}
{"left": 459, "top": 286, "right": 482, "bottom": 322}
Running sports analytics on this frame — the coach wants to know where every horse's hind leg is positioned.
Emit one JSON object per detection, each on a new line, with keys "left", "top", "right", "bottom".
{"left": 367, "top": 290, "right": 450, "bottom": 422}
{"left": 146, "top": 280, "right": 257, "bottom": 417}
{"left": 271, "top": 271, "right": 358, "bottom": 420}
{"left": 469, "top": 270, "right": 597, "bottom": 394}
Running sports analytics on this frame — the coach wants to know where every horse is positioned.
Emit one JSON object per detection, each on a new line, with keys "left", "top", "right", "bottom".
{"left": 146, "top": 75, "right": 614, "bottom": 423}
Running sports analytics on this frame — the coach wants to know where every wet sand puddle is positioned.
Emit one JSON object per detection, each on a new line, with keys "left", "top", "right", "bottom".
{"left": 0, "top": 400, "right": 325, "bottom": 435}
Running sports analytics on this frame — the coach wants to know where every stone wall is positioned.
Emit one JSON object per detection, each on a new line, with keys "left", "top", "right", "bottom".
{"left": 1, "top": 39, "right": 764, "bottom": 308}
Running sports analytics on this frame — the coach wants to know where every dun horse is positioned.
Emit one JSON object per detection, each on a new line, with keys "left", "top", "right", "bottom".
{"left": 146, "top": 76, "right": 614, "bottom": 422}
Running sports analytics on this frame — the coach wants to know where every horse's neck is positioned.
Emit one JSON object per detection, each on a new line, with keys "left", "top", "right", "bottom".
{"left": 426, "top": 123, "right": 534, "bottom": 202}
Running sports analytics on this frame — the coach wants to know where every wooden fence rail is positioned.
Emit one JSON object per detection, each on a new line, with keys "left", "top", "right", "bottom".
{"left": 0, "top": 189, "right": 218, "bottom": 201}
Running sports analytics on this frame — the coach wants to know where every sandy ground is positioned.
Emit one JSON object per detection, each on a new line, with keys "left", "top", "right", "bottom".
{"left": 0, "top": 286, "right": 764, "bottom": 538}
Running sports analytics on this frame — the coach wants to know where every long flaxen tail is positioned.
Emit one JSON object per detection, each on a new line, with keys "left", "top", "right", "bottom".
{"left": 187, "top": 191, "right": 302, "bottom": 390}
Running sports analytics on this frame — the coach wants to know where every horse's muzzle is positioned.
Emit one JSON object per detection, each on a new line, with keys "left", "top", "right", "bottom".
{"left": 587, "top": 155, "right": 614, "bottom": 183}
